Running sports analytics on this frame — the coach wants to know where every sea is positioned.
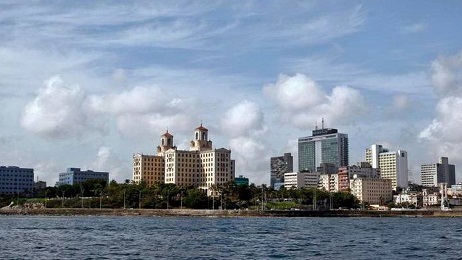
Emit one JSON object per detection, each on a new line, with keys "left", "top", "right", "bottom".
{"left": 0, "top": 216, "right": 461, "bottom": 259}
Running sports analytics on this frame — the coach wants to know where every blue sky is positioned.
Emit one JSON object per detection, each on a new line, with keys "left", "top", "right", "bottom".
{"left": 1, "top": 1, "right": 462, "bottom": 185}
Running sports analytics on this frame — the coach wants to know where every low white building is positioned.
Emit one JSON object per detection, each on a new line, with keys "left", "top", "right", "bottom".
{"left": 394, "top": 193, "right": 421, "bottom": 207}
{"left": 284, "top": 172, "right": 320, "bottom": 189}
{"left": 422, "top": 189, "right": 440, "bottom": 206}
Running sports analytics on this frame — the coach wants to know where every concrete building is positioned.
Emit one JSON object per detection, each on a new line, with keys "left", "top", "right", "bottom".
{"left": 58, "top": 168, "right": 109, "bottom": 186}
{"left": 284, "top": 172, "right": 320, "bottom": 189}
{"left": 298, "top": 125, "right": 349, "bottom": 172}
{"left": 350, "top": 175, "right": 392, "bottom": 205}
{"left": 270, "top": 153, "right": 293, "bottom": 189}
{"left": 422, "top": 189, "right": 440, "bottom": 206}
{"left": 421, "top": 157, "right": 456, "bottom": 187}
{"left": 318, "top": 173, "right": 339, "bottom": 192}
{"left": 0, "top": 166, "right": 34, "bottom": 194}
{"left": 394, "top": 193, "right": 422, "bottom": 208}
{"left": 365, "top": 144, "right": 408, "bottom": 190}
{"left": 164, "top": 125, "right": 235, "bottom": 194}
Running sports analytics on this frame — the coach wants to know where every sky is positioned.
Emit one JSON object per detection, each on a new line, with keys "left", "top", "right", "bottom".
{"left": 1, "top": 1, "right": 462, "bottom": 185}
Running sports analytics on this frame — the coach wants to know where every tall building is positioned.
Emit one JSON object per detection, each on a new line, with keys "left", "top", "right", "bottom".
{"left": 132, "top": 131, "right": 174, "bottom": 186}
{"left": 421, "top": 157, "right": 456, "bottom": 187}
{"left": 0, "top": 166, "right": 34, "bottom": 194}
{"left": 270, "top": 153, "right": 293, "bottom": 189}
{"left": 365, "top": 144, "right": 408, "bottom": 190}
{"left": 58, "top": 168, "right": 109, "bottom": 186}
{"left": 298, "top": 126, "right": 349, "bottom": 172}
{"left": 132, "top": 125, "right": 236, "bottom": 195}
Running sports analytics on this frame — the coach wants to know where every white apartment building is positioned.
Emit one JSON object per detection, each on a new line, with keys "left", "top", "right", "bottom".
{"left": 421, "top": 157, "right": 456, "bottom": 187}
{"left": 350, "top": 175, "right": 392, "bottom": 205}
{"left": 318, "top": 174, "right": 339, "bottom": 192}
{"left": 284, "top": 172, "right": 320, "bottom": 189}
{"left": 366, "top": 144, "right": 408, "bottom": 190}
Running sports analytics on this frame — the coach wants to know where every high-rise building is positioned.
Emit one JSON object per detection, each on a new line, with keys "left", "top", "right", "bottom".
{"left": 365, "top": 144, "right": 408, "bottom": 190}
{"left": 298, "top": 126, "right": 349, "bottom": 172}
{"left": 270, "top": 153, "right": 293, "bottom": 189}
{"left": 134, "top": 125, "right": 235, "bottom": 195}
{"left": 0, "top": 166, "right": 34, "bottom": 194}
{"left": 421, "top": 157, "right": 456, "bottom": 187}
{"left": 58, "top": 168, "right": 109, "bottom": 186}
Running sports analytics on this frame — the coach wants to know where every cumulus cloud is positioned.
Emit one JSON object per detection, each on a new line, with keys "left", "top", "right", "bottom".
{"left": 21, "top": 76, "right": 197, "bottom": 139}
{"left": 221, "top": 100, "right": 269, "bottom": 184}
{"left": 263, "top": 73, "right": 367, "bottom": 129}
{"left": 21, "top": 75, "right": 103, "bottom": 138}
{"left": 90, "top": 146, "right": 130, "bottom": 182}
{"left": 419, "top": 51, "right": 462, "bottom": 162}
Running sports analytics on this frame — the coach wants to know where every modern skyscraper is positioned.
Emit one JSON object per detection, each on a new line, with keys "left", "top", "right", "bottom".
{"left": 270, "top": 153, "right": 293, "bottom": 188}
{"left": 365, "top": 144, "right": 408, "bottom": 190}
{"left": 298, "top": 126, "right": 349, "bottom": 172}
{"left": 421, "top": 157, "right": 456, "bottom": 187}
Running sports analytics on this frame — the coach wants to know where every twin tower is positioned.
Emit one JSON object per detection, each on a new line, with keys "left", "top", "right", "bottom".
{"left": 156, "top": 124, "right": 213, "bottom": 155}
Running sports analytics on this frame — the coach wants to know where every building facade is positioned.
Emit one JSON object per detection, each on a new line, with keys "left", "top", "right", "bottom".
{"left": 318, "top": 173, "right": 339, "bottom": 192}
{"left": 365, "top": 144, "right": 408, "bottom": 190}
{"left": 234, "top": 175, "right": 249, "bottom": 186}
{"left": 132, "top": 154, "right": 165, "bottom": 186}
{"left": 284, "top": 172, "right": 320, "bottom": 189}
{"left": 350, "top": 175, "right": 392, "bottom": 205}
{"left": 0, "top": 166, "right": 34, "bottom": 194}
{"left": 58, "top": 168, "right": 109, "bottom": 186}
{"left": 270, "top": 153, "right": 293, "bottom": 189}
{"left": 421, "top": 157, "right": 456, "bottom": 187}
{"left": 298, "top": 127, "right": 349, "bottom": 172}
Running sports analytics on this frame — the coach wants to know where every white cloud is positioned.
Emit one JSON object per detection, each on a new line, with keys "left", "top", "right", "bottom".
{"left": 90, "top": 146, "right": 130, "bottom": 182}
{"left": 221, "top": 100, "right": 269, "bottom": 184}
{"left": 401, "top": 23, "right": 426, "bottom": 34}
{"left": 263, "top": 73, "right": 367, "bottom": 129}
{"left": 21, "top": 75, "right": 103, "bottom": 138}
{"left": 420, "top": 51, "right": 462, "bottom": 165}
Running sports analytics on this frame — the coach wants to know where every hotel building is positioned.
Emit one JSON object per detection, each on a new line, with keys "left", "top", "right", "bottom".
{"left": 350, "top": 175, "right": 392, "bottom": 205}
{"left": 298, "top": 126, "right": 349, "bottom": 172}
{"left": 133, "top": 125, "right": 235, "bottom": 195}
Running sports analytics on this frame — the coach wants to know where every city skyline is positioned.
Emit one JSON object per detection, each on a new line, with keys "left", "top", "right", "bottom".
{"left": 1, "top": 2, "right": 462, "bottom": 185}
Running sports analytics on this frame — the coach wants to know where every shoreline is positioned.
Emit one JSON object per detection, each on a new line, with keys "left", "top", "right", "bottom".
{"left": 1, "top": 208, "right": 462, "bottom": 218}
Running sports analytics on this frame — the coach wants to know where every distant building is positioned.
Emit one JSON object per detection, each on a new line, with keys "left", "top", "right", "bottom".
{"left": 422, "top": 189, "right": 440, "bottom": 206}
{"left": 394, "top": 192, "right": 422, "bottom": 208}
{"left": 336, "top": 162, "right": 379, "bottom": 192}
{"left": 58, "top": 168, "right": 109, "bottom": 186}
{"left": 298, "top": 124, "right": 349, "bottom": 172}
{"left": 270, "top": 153, "right": 293, "bottom": 189}
{"left": 318, "top": 173, "right": 339, "bottom": 192}
{"left": 316, "top": 163, "right": 337, "bottom": 175}
{"left": 350, "top": 175, "right": 392, "bottom": 205}
{"left": 284, "top": 172, "right": 320, "bottom": 189}
{"left": 34, "top": 181, "right": 47, "bottom": 190}
{"left": 0, "top": 166, "right": 34, "bottom": 194}
{"left": 365, "top": 144, "right": 408, "bottom": 190}
{"left": 421, "top": 157, "right": 456, "bottom": 187}
{"left": 234, "top": 175, "right": 249, "bottom": 186}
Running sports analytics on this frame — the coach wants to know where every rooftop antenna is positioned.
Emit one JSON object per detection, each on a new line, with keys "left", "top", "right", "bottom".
{"left": 315, "top": 121, "right": 318, "bottom": 130}
{"left": 166, "top": 126, "right": 169, "bottom": 133}
{"left": 322, "top": 118, "right": 325, "bottom": 129}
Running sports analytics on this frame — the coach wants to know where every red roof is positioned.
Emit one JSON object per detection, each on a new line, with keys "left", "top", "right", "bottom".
{"left": 162, "top": 131, "right": 173, "bottom": 138}
{"left": 195, "top": 124, "right": 208, "bottom": 131}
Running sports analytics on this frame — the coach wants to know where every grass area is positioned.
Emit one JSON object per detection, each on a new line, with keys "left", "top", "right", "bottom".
{"left": 266, "top": 201, "right": 300, "bottom": 210}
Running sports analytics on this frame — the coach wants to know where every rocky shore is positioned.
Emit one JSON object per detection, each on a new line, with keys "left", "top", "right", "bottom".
{"left": 1, "top": 207, "right": 462, "bottom": 217}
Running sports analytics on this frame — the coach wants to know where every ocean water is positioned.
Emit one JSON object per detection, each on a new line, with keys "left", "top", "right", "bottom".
{"left": 0, "top": 216, "right": 461, "bottom": 259}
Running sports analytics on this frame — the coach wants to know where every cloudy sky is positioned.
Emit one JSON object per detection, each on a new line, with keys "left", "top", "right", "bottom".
{"left": 1, "top": 1, "right": 462, "bottom": 185}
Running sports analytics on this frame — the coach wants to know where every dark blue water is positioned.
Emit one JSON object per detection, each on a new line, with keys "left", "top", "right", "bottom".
{"left": 1, "top": 216, "right": 461, "bottom": 259}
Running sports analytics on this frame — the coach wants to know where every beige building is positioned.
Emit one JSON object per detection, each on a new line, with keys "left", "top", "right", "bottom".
{"left": 284, "top": 172, "right": 320, "bottom": 189}
{"left": 350, "top": 175, "right": 392, "bottom": 205}
{"left": 366, "top": 144, "right": 408, "bottom": 190}
{"left": 132, "top": 154, "right": 165, "bottom": 186}
{"left": 133, "top": 125, "right": 235, "bottom": 195}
